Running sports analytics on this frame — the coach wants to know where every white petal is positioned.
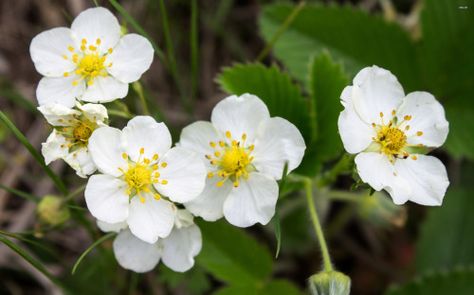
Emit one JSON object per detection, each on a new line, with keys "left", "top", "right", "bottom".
{"left": 355, "top": 152, "right": 411, "bottom": 205}
{"left": 88, "top": 126, "right": 127, "bottom": 177}
{"left": 154, "top": 147, "right": 207, "bottom": 203}
{"left": 340, "top": 86, "right": 352, "bottom": 107}
{"left": 41, "top": 131, "right": 68, "bottom": 164}
{"left": 127, "top": 196, "right": 175, "bottom": 244}
{"left": 81, "top": 76, "right": 128, "bottom": 103}
{"left": 85, "top": 174, "right": 129, "bottom": 223}
{"left": 394, "top": 155, "right": 449, "bottom": 206}
{"left": 113, "top": 229, "right": 161, "bottom": 273}
{"left": 211, "top": 94, "right": 270, "bottom": 142}
{"left": 161, "top": 224, "right": 202, "bottom": 272}
{"left": 30, "top": 27, "right": 76, "bottom": 77}
{"left": 174, "top": 209, "right": 195, "bottom": 229}
{"left": 223, "top": 172, "right": 278, "bottom": 227}
{"left": 97, "top": 220, "right": 128, "bottom": 233}
{"left": 36, "top": 76, "right": 85, "bottom": 108}
{"left": 252, "top": 117, "right": 306, "bottom": 179}
{"left": 351, "top": 66, "right": 405, "bottom": 124}
{"left": 38, "top": 104, "right": 80, "bottom": 126}
{"left": 107, "top": 34, "right": 154, "bottom": 83}
{"left": 71, "top": 7, "right": 121, "bottom": 54}
{"left": 78, "top": 103, "right": 108, "bottom": 123}
{"left": 337, "top": 99, "right": 374, "bottom": 154}
{"left": 121, "top": 116, "right": 171, "bottom": 162}
{"left": 396, "top": 92, "right": 449, "bottom": 148}
{"left": 63, "top": 147, "right": 96, "bottom": 178}
{"left": 178, "top": 121, "right": 221, "bottom": 161}
{"left": 184, "top": 177, "right": 232, "bottom": 221}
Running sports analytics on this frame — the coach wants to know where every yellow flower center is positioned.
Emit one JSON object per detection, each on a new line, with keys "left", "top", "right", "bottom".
{"left": 119, "top": 148, "right": 167, "bottom": 203}
{"left": 206, "top": 131, "right": 254, "bottom": 188}
{"left": 62, "top": 38, "right": 113, "bottom": 86}
{"left": 73, "top": 122, "right": 93, "bottom": 143}
{"left": 376, "top": 126, "right": 407, "bottom": 156}
{"left": 371, "top": 111, "right": 424, "bottom": 162}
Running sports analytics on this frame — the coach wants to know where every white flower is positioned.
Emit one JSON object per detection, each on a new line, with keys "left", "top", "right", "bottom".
{"left": 30, "top": 7, "right": 154, "bottom": 107}
{"left": 338, "top": 66, "right": 450, "bottom": 206}
{"left": 39, "top": 103, "right": 108, "bottom": 178}
{"left": 178, "top": 94, "right": 306, "bottom": 227}
{"left": 98, "top": 209, "right": 202, "bottom": 273}
{"left": 85, "top": 116, "right": 206, "bottom": 243}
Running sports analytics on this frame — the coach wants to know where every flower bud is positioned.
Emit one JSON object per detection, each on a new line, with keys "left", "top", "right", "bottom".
{"left": 37, "top": 195, "right": 70, "bottom": 226}
{"left": 357, "top": 192, "right": 406, "bottom": 228}
{"left": 309, "top": 271, "right": 351, "bottom": 295}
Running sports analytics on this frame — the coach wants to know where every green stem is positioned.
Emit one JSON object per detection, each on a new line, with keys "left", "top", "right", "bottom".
{"left": 158, "top": 0, "right": 188, "bottom": 113}
{"left": 190, "top": 0, "right": 199, "bottom": 108}
{"left": 72, "top": 232, "right": 116, "bottom": 274}
{"left": 327, "top": 190, "right": 362, "bottom": 203}
{"left": 132, "top": 82, "right": 150, "bottom": 115}
{"left": 304, "top": 178, "right": 333, "bottom": 272}
{"left": 64, "top": 184, "right": 86, "bottom": 202}
{"left": 0, "top": 111, "right": 68, "bottom": 195}
{"left": 316, "top": 153, "right": 354, "bottom": 188}
{"left": 256, "top": 1, "right": 306, "bottom": 61}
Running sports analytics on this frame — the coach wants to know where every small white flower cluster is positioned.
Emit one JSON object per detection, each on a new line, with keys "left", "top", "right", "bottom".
{"left": 30, "top": 7, "right": 450, "bottom": 274}
{"left": 30, "top": 7, "right": 307, "bottom": 273}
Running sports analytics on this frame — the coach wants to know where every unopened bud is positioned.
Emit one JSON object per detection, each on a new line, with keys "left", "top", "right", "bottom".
{"left": 357, "top": 192, "right": 406, "bottom": 228}
{"left": 309, "top": 271, "right": 351, "bottom": 295}
{"left": 37, "top": 195, "right": 70, "bottom": 226}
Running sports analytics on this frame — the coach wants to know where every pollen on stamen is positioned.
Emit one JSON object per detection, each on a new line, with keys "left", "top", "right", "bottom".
{"left": 108, "top": 48, "right": 113, "bottom": 54}
{"left": 416, "top": 131, "right": 423, "bottom": 136}
{"left": 207, "top": 172, "right": 214, "bottom": 178}
{"left": 81, "top": 38, "right": 87, "bottom": 44}
{"left": 379, "top": 112, "right": 384, "bottom": 118}
{"left": 411, "top": 155, "right": 418, "bottom": 160}
{"left": 205, "top": 155, "right": 211, "bottom": 160}
{"left": 152, "top": 164, "right": 158, "bottom": 170}
{"left": 405, "top": 125, "right": 410, "bottom": 131}
{"left": 209, "top": 141, "right": 216, "bottom": 148}
{"left": 391, "top": 110, "right": 396, "bottom": 116}
{"left": 139, "top": 196, "right": 145, "bottom": 203}
{"left": 216, "top": 181, "right": 224, "bottom": 187}
{"left": 144, "top": 158, "right": 150, "bottom": 165}
{"left": 371, "top": 123, "right": 376, "bottom": 127}
{"left": 62, "top": 54, "right": 68, "bottom": 60}
{"left": 96, "top": 38, "right": 101, "bottom": 45}
{"left": 122, "top": 152, "right": 128, "bottom": 159}
{"left": 242, "top": 133, "right": 247, "bottom": 140}
{"left": 72, "top": 81, "right": 79, "bottom": 86}
{"left": 140, "top": 147, "right": 145, "bottom": 154}
{"left": 214, "top": 151, "right": 221, "bottom": 157}
{"left": 404, "top": 115, "right": 412, "bottom": 121}
{"left": 219, "top": 141, "right": 225, "bottom": 147}
{"left": 233, "top": 180, "right": 239, "bottom": 187}
{"left": 89, "top": 45, "right": 97, "bottom": 51}
{"left": 161, "top": 162, "right": 167, "bottom": 168}
{"left": 152, "top": 154, "right": 159, "bottom": 161}
{"left": 154, "top": 193, "right": 161, "bottom": 200}
{"left": 161, "top": 180, "right": 168, "bottom": 185}
{"left": 67, "top": 46, "right": 74, "bottom": 52}
{"left": 225, "top": 131, "right": 232, "bottom": 138}
{"left": 63, "top": 72, "right": 69, "bottom": 77}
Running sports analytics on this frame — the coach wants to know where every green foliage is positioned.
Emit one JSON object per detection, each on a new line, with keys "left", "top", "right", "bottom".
{"left": 157, "top": 264, "right": 211, "bottom": 295}
{"left": 72, "top": 232, "right": 116, "bottom": 274}
{"left": 304, "top": 53, "right": 348, "bottom": 175}
{"left": 385, "top": 267, "right": 474, "bottom": 295}
{"left": 416, "top": 190, "right": 474, "bottom": 273}
{"left": 196, "top": 219, "right": 273, "bottom": 285}
{"left": 214, "top": 279, "right": 303, "bottom": 295}
{"left": 259, "top": 4, "right": 419, "bottom": 90}
{"left": 217, "top": 63, "right": 314, "bottom": 145}
{"left": 419, "top": 0, "right": 474, "bottom": 160}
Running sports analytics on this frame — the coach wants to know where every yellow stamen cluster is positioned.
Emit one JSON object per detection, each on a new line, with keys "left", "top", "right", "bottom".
{"left": 63, "top": 38, "right": 113, "bottom": 86}
{"left": 206, "top": 131, "right": 254, "bottom": 188}
{"left": 119, "top": 148, "right": 167, "bottom": 203}
{"left": 372, "top": 110, "right": 424, "bottom": 162}
{"left": 58, "top": 114, "right": 97, "bottom": 151}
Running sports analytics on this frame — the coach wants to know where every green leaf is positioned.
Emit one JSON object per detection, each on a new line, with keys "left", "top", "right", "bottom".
{"left": 418, "top": 0, "right": 474, "bottom": 160}
{"left": 416, "top": 190, "right": 474, "bottom": 273}
{"left": 214, "top": 280, "right": 303, "bottom": 295}
{"left": 0, "top": 111, "right": 68, "bottom": 195}
{"left": 259, "top": 3, "right": 419, "bottom": 90}
{"left": 300, "top": 52, "right": 349, "bottom": 175}
{"left": 385, "top": 267, "right": 474, "bottom": 295}
{"left": 0, "top": 184, "right": 39, "bottom": 203}
{"left": 0, "top": 235, "right": 63, "bottom": 288}
{"left": 196, "top": 220, "right": 273, "bottom": 285}
{"left": 217, "top": 63, "right": 314, "bottom": 143}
